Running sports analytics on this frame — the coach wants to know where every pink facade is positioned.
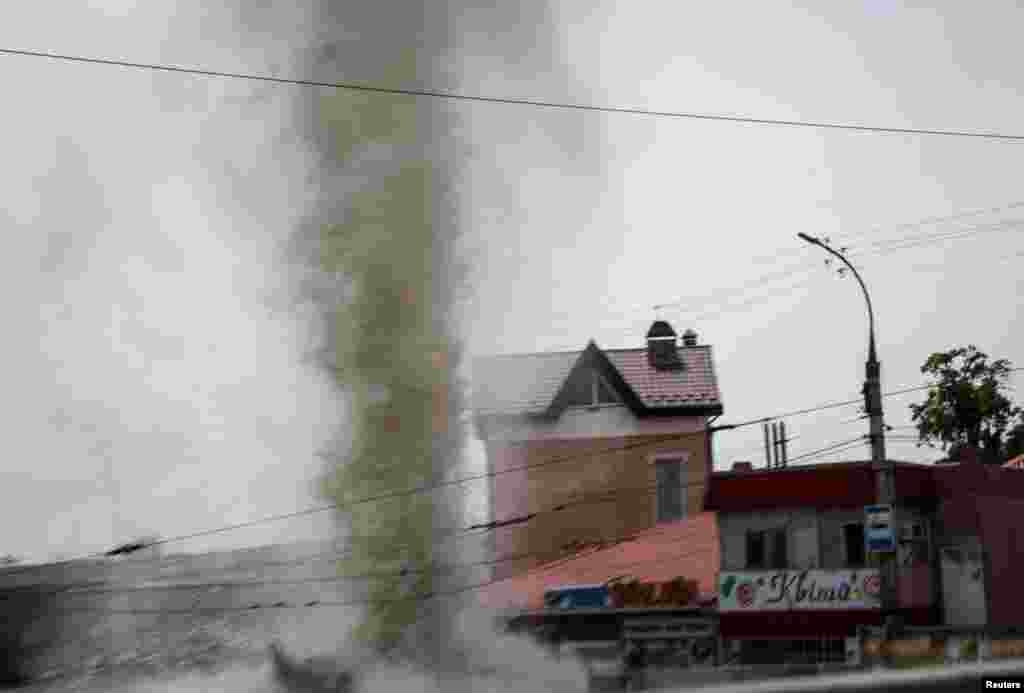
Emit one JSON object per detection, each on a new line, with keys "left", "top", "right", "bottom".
{"left": 486, "top": 442, "right": 530, "bottom": 570}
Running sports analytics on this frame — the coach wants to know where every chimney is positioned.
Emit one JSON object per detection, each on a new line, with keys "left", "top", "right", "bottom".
{"left": 646, "top": 321, "right": 683, "bottom": 370}
{"left": 682, "top": 329, "right": 698, "bottom": 347}
{"left": 732, "top": 461, "right": 753, "bottom": 473}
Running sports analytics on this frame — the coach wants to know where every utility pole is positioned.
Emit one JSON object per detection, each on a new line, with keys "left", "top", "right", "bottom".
{"left": 779, "top": 421, "right": 789, "bottom": 467}
{"left": 797, "top": 234, "right": 898, "bottom": 648}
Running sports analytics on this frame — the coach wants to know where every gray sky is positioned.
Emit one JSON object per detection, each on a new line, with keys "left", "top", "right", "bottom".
{"left": 1, "top": 2, "right": 1022, "bottom": 563}
{"left": 461, "top": 1, "right": 1024, "bottom": 468}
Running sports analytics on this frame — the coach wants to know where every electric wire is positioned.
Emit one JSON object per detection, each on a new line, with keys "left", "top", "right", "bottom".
{"left": 534, "top": 218, "right": 1024, "bottom": 345}
{"left": 7, "top": 368, "right": 1018, "bottom": 580}
{"left": 3, "top": 47, "right": 1024, "bottom": 141}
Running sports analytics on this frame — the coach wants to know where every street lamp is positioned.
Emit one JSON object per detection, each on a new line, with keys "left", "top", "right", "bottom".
{"left": 797, "top": 233, "right": 899, "bottom": 644}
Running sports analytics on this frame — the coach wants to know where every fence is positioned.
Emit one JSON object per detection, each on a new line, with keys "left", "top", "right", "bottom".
{"left": 860, "top": 624, "right": 1024, "bottom": 668}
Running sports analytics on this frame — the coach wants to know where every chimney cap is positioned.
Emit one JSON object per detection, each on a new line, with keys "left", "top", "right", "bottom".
{"left": 646, "top": 320, "right": 677, "bottom": 340}
{"left": 682, "top": 329, "right": 698, "bottom": 346}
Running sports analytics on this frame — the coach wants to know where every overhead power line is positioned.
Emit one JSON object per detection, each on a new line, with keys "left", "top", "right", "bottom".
{"left": 649, "top": 201, "right": 1024, "bottom": 313}
{"left": 534, "top": 213, "right": 1024, "bottom": 346}
{"left": 2, "top": 426, "right": 931, "bottom": 600}
{"left": 9, "top": 371, "right": 1019, "bottom": 578}
{"left": 784, "top": 436, "right": 868, "bottom": 466}
{"left": 832, "top": 201, "right": 1024, "bottom": 248}
{"left": 39, "top": 541, "right": 717, "bottom": 615}
{"left": 3, "top": 47, "right": 1024, "bottom": 141}
{"left": 4, "top": 476, "right": 716, "bottom": 596}
{"left": 667, "top": 200, "right": 1024, "bottom": 313}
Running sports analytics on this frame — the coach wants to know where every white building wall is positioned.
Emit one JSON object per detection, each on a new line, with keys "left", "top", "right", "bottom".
{"left": 478, "top": 406, "right": 705, "bottom": 443}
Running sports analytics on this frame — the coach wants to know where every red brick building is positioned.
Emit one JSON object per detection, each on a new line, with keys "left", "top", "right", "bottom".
{"left": 471, "top": 321, "right": 723, "bottom": 579}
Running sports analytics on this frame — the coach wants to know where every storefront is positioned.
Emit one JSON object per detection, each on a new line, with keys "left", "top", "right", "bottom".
{"left": 718, "top": 568, "right": 883, "bottom": 665}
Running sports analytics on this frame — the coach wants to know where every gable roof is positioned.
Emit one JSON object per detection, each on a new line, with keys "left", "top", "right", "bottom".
{"left": 546, "top": 341, "right": 645, "bottom": 417}
{"left": 470, "top": 341, "right": 722, "bottom": 418}
{"left": 475, "top": 512, "right": 719, "bottom": 610}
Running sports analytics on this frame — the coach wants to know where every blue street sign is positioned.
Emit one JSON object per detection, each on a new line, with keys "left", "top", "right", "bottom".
{"left": 865, "top": 504, "right": 895, "bottom": 553}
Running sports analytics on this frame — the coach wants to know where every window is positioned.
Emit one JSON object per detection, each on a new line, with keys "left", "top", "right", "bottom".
{"left": 771, "top": 529, "right": 788, "bottom": 569}
{"left": 564, "top": 368, "right": 620, "bottom": 408}
{"left": 595, "top": 374, "right": 619, "bottom": 404}
{"left": 746, "top": 531, "right": 766, "bottom": 569}
{"left": 843, "top": 523, "right": 866, "bottom": 567}
{"left": 655, "top": 458, "right": 685, "bottom": 523}
{"left": 746, "top": 529, "right": 788, "bottom": 569}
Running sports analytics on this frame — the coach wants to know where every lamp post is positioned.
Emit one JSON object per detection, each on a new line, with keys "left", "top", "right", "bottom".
{"left": 797, "top": 234, "right": 898, "bottom": 645}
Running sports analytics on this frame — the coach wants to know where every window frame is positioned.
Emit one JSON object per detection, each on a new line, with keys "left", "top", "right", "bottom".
{"left": 650, "top": 452, "right": 689, "bottom": 524}
{"left": 564, "top": 368, "right": 622, "bottom": 409}
{"left": 769, "top": 528, "right": 788, "bottom": 570}
{"left": 842, "top": 522, "right": 867, "bottom": 568}
{"left": 746, "top": 530, "right": 767, "bottom": 569}
{"left": 745, "top": 527, "right": 789, "bottom": 570}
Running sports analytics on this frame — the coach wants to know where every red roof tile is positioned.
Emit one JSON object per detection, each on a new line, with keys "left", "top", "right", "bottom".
{"left": 605, "top": 347, "right": 720, "bottom": 409}
{"left": 471, "top": 345, "right": 721, "bottom": 416}
{"left": 475, "top": 513, "right": 719, "bottom": 610}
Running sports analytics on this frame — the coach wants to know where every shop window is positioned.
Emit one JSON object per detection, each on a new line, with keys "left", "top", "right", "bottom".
{"left": 746, "top": 531, "right": 766, "bottom": 569}
{"left": 771, "top": 529, "right": 788, "bottom": 569}
{"left": 843, "top": 522, "right": 866, "bottom": 567}
{"left": 746, "top": 528, "right": 788, "bottom": 569}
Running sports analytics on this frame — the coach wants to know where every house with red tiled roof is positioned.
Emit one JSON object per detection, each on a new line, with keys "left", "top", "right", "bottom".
{"left": 471, "top": 321, "right": 724, "bottom": 581}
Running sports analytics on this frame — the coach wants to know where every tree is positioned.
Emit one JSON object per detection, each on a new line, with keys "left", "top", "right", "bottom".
{"left": 909, "top": 346, "right": 1022, "bottom": 464}
{"left": 1005, "top": 420, "right": 1024, "bottom": 460}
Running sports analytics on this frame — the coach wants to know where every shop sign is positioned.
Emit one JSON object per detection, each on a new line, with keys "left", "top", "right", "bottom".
{"left": 719, "top": 570, "right": 881, "bottom": 612}
{"left": 865, "top": 504, "right": 896, "bottom": 553}
{"left": 606, "top": 576, "right": 699, "bottom": 608}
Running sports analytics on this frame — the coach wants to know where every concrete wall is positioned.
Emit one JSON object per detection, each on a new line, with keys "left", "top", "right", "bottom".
{"left": 0, "top": 541, "right": 365, "bottom": 683}
{"left": 717, "top": 509, "right": 819, "bottom": 571}
{"left": 939, "top": 539, "right": 987, "bottom": 627}
{"left": 718, "top": 507, "right": 934, "bottom": 610}
{"left": 478, "top": 406, "right": 706, "bottom": 443}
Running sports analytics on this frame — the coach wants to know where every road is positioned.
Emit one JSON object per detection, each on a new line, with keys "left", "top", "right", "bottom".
{"left": 12, "top": 659, "right": 1024, "bottom": 692}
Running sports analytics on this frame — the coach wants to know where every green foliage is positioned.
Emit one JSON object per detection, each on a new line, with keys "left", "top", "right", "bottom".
{"left": 1006, "top": 422, "right": 1024, "bottom": 460}
{"left": 909, "top": 346, "right": 1022, "bottom": 464}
